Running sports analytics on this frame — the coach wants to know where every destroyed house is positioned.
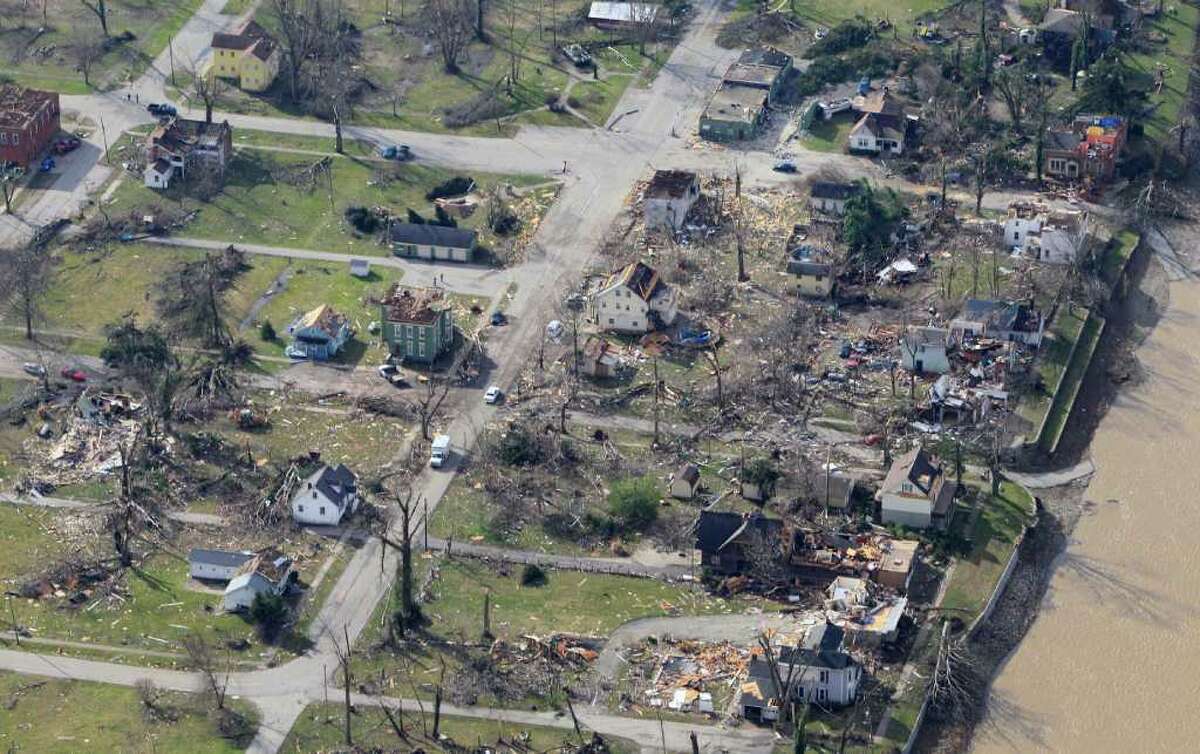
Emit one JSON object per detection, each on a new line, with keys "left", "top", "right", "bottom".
{"left": 379, "top": 284, "right": 455, "bottom": 364}
{"left": 644, "top": 169, "right": 700, "bottom": 231}
{"left": 740, "top": 622, "right": 861, "bottom": 721}
{"left": 951, "top": 299, "right": 1045, "bottom": 346}
{"left": 722, "top": 47, "right": 792, "bottom": 103}
{"left": 287, "top": 304, "right": 352, "bottom": 361}
{"left": 0, "top": 84, "right": 60, "bottom": 168}
{"left": 291, "top": 463, "right": 360, "bottom": 526}
{"left": 671, "top": 463, "right": 701, "bottom": 500}
{"left": 591, "top": 260, "right": 678, "bottom": 334}
{"left": 389, "top": 222, "right": 478, "bottom": 263}
{"left": 222, "top": 549, "right": 294, "bottom": 611}
{"left": 699, "top": 85, "right": 769, "bottom": 142}
{"left": 795, "top": 470, "right": 855, "bottom": 510}
{"left": 696, "top": 511, "right": 782, "bottom": 575}
{"left": 143, "top": 117, "right": 233, "bottom": 189}
{"left": 809, "top": 181, "right": 860, "bottom": 215}
{"left": 580, "top": 335, "right": 619, "bottom": 378}
{"left": 876, "top": 448, "right": 957, "bottom": 530}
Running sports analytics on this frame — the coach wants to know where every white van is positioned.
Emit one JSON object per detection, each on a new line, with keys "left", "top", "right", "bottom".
{"left": 430, "top": 435, "right": 451, "bottom": 468}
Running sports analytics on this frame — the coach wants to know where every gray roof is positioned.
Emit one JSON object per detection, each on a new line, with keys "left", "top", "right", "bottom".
{"left": 810, "top": 181, "right": 859, "bottom": 201}
{"left": 190, "top": 549, "right": 253, "bottom": 569}
{"left": 389, "top": 222, "right": 477, "bottom": 250}
{"left": 738, "top": 47, "right": 792, "bottom": 70}
{"left": 307, "top": 464, "right": 357, "bottom": 508}
{"left": 696, "top": 510, "right": 780, "bottom": 554}
{"left": 1046, "top": 128, "right": 1082, "bottom": 151}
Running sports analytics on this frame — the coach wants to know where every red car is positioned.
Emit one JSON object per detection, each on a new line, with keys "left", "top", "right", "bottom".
{"left": 53, "top": 137, "right": 81, "bottom": 155}
{"left": 60, "top": 367, "right": 87, "bottom": 382}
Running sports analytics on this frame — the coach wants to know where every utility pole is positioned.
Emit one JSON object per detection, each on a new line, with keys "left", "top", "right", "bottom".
{"left": 342, "top": 625, "right": 353, "bottom": 747}
{"left": 99, "top": 117, "right": 110, "bottom": 165}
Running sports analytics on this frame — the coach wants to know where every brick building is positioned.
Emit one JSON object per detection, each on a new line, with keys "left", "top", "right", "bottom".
{"left": 0, "top": 85, "right": 60, "bottom": 168}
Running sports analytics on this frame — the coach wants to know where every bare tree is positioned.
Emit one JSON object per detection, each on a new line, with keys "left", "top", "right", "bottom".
{"left": 68, "top": 28, "right": 105, "bottom": 87}
{"left": 501, "top": 0, "right": 521, "bottom": 94}
{"left": 184, "top": 61, "right": 225, "bottom": 124}
{"left": 426, "top": 0, "right": 473, "bottom": 73}
{"left": 183, "top": 634, "right": 230, "bottom": 711}
{"left": 703, "top": 343, "right": 725, "bottom": 409}
{"left": 268, "top": 0, "right": 327, "bottom": 101}
{"left": 757, "top": 631, "right": 801, "bottom": 729}
{"left": 376, "top": 479, "right": 424, "bottom": 641}
{"left": 631, "top": 0, "right": 658, "bottom": 55}
{"left": 79, "top": 0, "right": 109, "bottom": 37}
{"left": 1, "top": 163, "right": 22, "bottom": 214}
{"left": 409, "top": 374, "right": 450, "bottom": 441}
{"left": 1, "top": 231, "right": 52, "bottom": 340}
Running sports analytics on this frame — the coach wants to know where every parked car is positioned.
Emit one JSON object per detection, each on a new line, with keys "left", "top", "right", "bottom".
{"left": 377, "top": 364, "right": 408, "bottom": 387}
{"left": 39, "top": 157, "right": 55, "bottom": 172}
{"left": 379, "top": 144, "right": 412, "bottom": 161}
{"left": 21, "top": 362, "right": 45, "bottom": 377}
{"left": 772, "top": 160, "right": 797, "bottom": 173}
{"left": 52, "top": 137, "right": 81, "bottom": 155}
{"left": 484, "top": 385, "right": 502, "bottom": 404}
{"left": 490, "top": 311, "right": 506, "bottom": 326}
{"left": 59, "top": 367, "right": 87, "bottom": 382}
{"left": 146, "top": 103, "right": 177, "bottom": 117}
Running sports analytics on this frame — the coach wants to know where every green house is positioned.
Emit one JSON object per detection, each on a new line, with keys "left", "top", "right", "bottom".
{"left": 380, "top": 284, "right": 454, "bottom": 364}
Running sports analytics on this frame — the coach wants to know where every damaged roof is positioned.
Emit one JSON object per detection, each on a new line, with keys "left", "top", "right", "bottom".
{"left": 388, "top": 222, "right": 477, "bottom": 250}
{"left": 810, "top": 181, "right": 860, "bottom": 201}
{"left": 960, "top": 299, "right": 1040, "bottom": 333}
{"left": 149, "top": 117, "right": 231, "bottom": 155}
{"left": 293, "top": 305, "right": 348, "bottom": 337}
{"left": 646, "top": 169, "right": 697, "bottom": 199}
{"left": 879, "top": 447, "right": 957, "bottom": 515}
{"left": 695, "top": 511, "right": 781, "bottom": 554}
{"left": 308, "top": 464, "right": 357, "bottom": 508}
{"left": 0, "top": 84, "right": 56, "bottom": 129}
{"left": 602, "top": 260, "right": 670, "bottom": 302}
{"left": 737, "top": 46, "right": 792, "bottom": 69}
{"left": 381, "top": 284, "right": 448, "bottom": 325}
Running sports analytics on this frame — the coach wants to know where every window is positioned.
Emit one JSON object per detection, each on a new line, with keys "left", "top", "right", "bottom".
{"left": 298, "top": 504, "right": 304, "bottom": 512}
{"left": 608, "top": 318, "right": 614, "bottom": 325}
{"left": 319, "top": 506, "right": 326, "bottom": 516}
{"left": 0, "top": 133, "right": 6, "bottom": 144}
{"left": 11, "top": 134, "right": 17, "bottom": 145}
{"left": 817, "top": 688, "right": 827, "bottom": 702}
{"left": 819, "top": 670, "right": 829, "bottom": 684}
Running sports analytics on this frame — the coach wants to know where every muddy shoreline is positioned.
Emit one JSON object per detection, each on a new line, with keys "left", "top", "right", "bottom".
{"left": 911, "top": 233, "right": 1168, "bottom": 754}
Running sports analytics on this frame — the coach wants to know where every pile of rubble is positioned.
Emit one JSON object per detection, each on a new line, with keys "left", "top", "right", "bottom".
{"left": 624, "top": 638, "right": 750, "bottom": 716}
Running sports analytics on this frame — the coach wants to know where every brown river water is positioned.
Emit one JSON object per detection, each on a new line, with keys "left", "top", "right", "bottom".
{"left": 973, "top": 278, "right": 1200, "bottom": 752}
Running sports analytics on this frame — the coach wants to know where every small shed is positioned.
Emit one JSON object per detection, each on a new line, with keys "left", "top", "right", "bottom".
{"left": 349, "top": 258, "right": 370, "bottom": 278}
{"left": 671, "top": 463, "right": 701, "bottom": 500}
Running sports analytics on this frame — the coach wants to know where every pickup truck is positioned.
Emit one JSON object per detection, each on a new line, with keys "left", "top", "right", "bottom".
{"left": 377, "top": 364, "right": 408, "bottom": 387}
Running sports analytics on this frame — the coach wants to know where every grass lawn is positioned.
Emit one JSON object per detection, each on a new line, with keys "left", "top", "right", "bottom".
{"left": 425, "top": 558, "right": 768, "bottom": 642}
{"left": 1038, "top": 312, "right": 1104, "bottom": 454}
{"left": 1125, "top": 2, "right": 1199, "bottom": 144}
{"left": 569, "top": 73, "right": 638, "bottom": 125}
{"left": 0, "top": 505, "right": 71, "bottom": 586}
{"left": 1100, "top": 229, "right": 1140, "bottom": 289}
{"left": 0, "top": 671, "right": 258, "bottom": 754}
{"left": 0, "top": 377, "right": 34, "bottom": 406}
{"left": 0, "top": 1, "right": 205, "bottom": 94}
{"left": 771, "top": 0, "right": 953, "bottom": 35}
{"left": 104, "top": 148, "right": 541, "bottom": 257}
{"left": 282, "top": 704, "right": 637, "bottom": 754}
{"left": 1017, "top": 304, "right": 1087, "bottom": 430}
{"left": 220, "top": 0, "right": 255, "bottom": 15}
{"left": 802, "top": 113, "right": 855, "bottom": 153}
{"left": 940, "top": 480, "right": 1035, "bottom": 622}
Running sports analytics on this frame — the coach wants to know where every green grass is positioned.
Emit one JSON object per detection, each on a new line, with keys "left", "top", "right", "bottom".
{"left": 0, "top": 505, "right": 71, "bottom": 586}
{"left": 802, "top": 113, "right": 855, "bottom": 153}
{"left": 220, "top": 0, "right": 255, "bottom": 15}
{"left": 424, "top": 559, "right": 764, "bottom": 641}
{"left": 0, "top": 377, "right": 34, "bottom": 406}
{"left": 940, "top": 481, "right": 1035, "bottom": 622}
{"left": 1125, "top": 2, "right": 1199, "bottom": 144}
{"left": 0, "top": 0, "right": 205, "bottom": 94}
{"left": 282, "top": 704, "right": 637, "bottom": 754}
{"left": 569, "top": 73, "right": 638, "bottom": 125}
{"left": 0, "top": 671, "right": 258, "bottom": 754}
{"left": 780, "top": 0, "right": 953, "bottom": 35}
{"left": 1038, "top": 312, "right": 1104, "bottom": 454}
{"left": 104, "top": 149, "right": 539, "bottom": 257}
{"left": 1100, "top": 229, "right": 1140, "bottom": 289}
{"left": 1017, "top": 305, "right": 1087, "bottom": 430}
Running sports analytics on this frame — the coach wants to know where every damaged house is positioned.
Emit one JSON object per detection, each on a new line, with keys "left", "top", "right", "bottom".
{"left": 899, "top": 326, "right": 951, "bottom": 375}
{"left": 848, "top": 90, "right": 909, "bottom": 155}
{"left": 286, "top": 305, "right": 353, "bottom": 361}
{"left": 644, "top": 169, "right": 701, "bottom": 232}
{"left": 290, "top": 464, "right": 360, "bottom": 526}
{"left": 1005, "top": 203, "right": 1089, "bottom": 265}
{"left": 876, "top": 447, "right": 957, "bottom": 530}
{"left": 379, "top": 284, "right": 455, "bottom": 364}
{"left": 740, "top": 622, "right": 862, "bottom": 721}
{"left": 222, "top": 549, "right": 295, "bottom": 612}
{"left": 591, "top": 260, "right": 678, "bottom": 334}
{"left": 809, "top": 181, "right": 860, "bottom": 216}
{"left": 951, "top": 299, "right": 1045, "bottom": 347}
{"left": 696, "top": 511, "right": 781, "bottom": 575}
{"left": 143, "top": 117, "right": 233, "bottom": 189}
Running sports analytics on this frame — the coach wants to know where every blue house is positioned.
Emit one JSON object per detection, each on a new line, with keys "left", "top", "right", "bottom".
{"left": 286, "top": 305, "right": 352, "bottom": 360}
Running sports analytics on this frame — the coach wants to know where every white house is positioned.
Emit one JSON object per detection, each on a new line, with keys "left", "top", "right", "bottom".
{"left": 899, "top": 326, "right": 951, "bottom": 375}
{"left": 740, "top": 622, "right": 861, "bottom": 722}
{"left": 670, "top": 462, "right": 700, "bottom": 500}
{"left": 875, "top": 447, "right": 957, "bottom": 530}
{"left": 644, "top": 170, "right": 700, "bottom": 232}
{"left": 950, "top": 299, "right": 1045, "bottom": 347}
{"left": 848, "top": 91, "right": 908, "bottom": 155}
{"left": 290, "top": 464, "right": 360, "bottom": 526}
{"left": 189, "top": 549, "right": 253, "bottom": 581}
{"left": 809, "top": 181, "right": 859, "bottom": 215}
{"left": 1005, "top": 204, "right": 1088, "bottom": 265}
{"left": 591, "top": 260, "right": 678, "bottom": 334}
{"left": 221, "top": 551, "right": 294, "bottom": 611}
{"left": 144, "top": 158, "right": 173, "bottom": 189}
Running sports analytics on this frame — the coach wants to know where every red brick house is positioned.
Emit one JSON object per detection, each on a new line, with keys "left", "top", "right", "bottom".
{"left": 0, "top": 85, "right": 60, "bottom": 168}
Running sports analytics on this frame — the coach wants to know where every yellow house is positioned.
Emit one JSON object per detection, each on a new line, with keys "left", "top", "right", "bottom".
{"left": 208, "top": 20, "right": 280, "bottom": 93}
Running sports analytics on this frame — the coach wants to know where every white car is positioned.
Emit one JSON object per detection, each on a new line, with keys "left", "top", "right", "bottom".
{"left": 484, "top": 385, "right": 502, "bottom": 404}
{"left": 21, "top": 362, "right": 45, "bottom": 377}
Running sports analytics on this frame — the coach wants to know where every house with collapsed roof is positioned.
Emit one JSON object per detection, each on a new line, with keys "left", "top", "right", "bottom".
{"left": 291, "top": 464, "right": 360, "bottom": 526}
{"left": 208, "top": 19, "right": 280, "bottom": 92}
{"left": 740, "top": 622, "right": 861, "bottom": 721}
{"left": 698, "top": 47, "right": 791, "bottom": 142}
{"left": 0, "top": 84, "right": 60, "bottom": 168}
{"left": 579, "top": 335, "right": 620, "bottom": 378}
{"left": 876, "top": 447, "right": 957, "bottom": 530}
{"left": 720, "top": 47, "right": 793, "bottom": 105}
{"left": 143, "top": 117, "right": 233, "bottom": 189}
{"left": 644, "top": 169, "right": 701, "bottom": 232}
{"left": 951, "top": 299, "right": 1045, "bottom": 346}
{"left": 824, "top": 576, "right": 907, "bottom": 647}
{"left": 696, "top": 511, "right": 782, "bottom": 575}
{"left": 848, "top": 90, "right": 908, "bottom": 155}
{"left": 222, "top": 549, "right": 295, "bottom": 611}
{"left": 286, "top": 305, "right": 353, "bottom": 361}
{"left": 899, "top": 326, "right": 952, "bottom": 375}
{"left": 671, "top": 463, "right": 701, "bottom": 500}
{"left": 591, "top": 260, "right": 678, "bottom": 334}
{"left": 379, "top": 284, "right": 455, "bottom": 364}
{"left": 1044, "top": 114, "right": 1126, "bottom": 183}
{"left": 786, "top": 243, "right": 837, "bottom": 299}
{"left": 1005, "top": 203, "right": 1089, "bottom": 265}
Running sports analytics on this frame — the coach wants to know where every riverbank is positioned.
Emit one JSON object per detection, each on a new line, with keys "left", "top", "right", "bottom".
{"left": 908, "top": 218, "right": 1169, "bottom": 753}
